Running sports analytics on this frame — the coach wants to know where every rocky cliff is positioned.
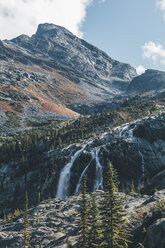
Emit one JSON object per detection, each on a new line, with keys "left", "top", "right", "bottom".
{"left": 1, "top": 113, "right": 165, "bottom": 216}
{"left": 8, "top": 23, "right": 137, "bottom": 96}
{"left": 0, "top": 23, "right": 138, "bottom": 135}
{"left": 127, "top": 69, "right": 165, "bottom": 93}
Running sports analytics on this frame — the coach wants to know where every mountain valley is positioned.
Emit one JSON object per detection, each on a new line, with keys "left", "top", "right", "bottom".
{"left": 0, "top": 23, "right": 165, "bottom": 248}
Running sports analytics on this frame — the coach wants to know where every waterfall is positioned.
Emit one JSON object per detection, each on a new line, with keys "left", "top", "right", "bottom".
{"left": 94, "top": 147, "right": 103, "bottom": 190}
{"left": 56, "top": 145, "right": 86, "bottom": 198}
{"left": 56, "top": 118, "right": 145, "bottom": 198}
{"left": 119, "top": 124, "right": 129, "bottom": 138}
{"left": 74, "top": 147, "right": 103, "bottom": 195}
{"left": 139, "top": 150, "right": 145, "bottom": 178}
{"left": 118, "top": 121, "right": 139, "bottom": 139}
{"left": 119, "top": 124, "right": 135, "bottom": 138}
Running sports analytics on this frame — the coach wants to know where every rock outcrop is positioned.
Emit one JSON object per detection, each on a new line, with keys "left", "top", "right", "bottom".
{"left": 127, "top": 69, "right": 165, "bottom": 93}
{"left": 0, "top": 190, "right": 164, "bottom": 248}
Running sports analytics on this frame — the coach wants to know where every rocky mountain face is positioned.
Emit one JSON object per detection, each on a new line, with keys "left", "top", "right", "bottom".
{"left": 2, "top": 23, "right": 165, "bottom": 135}
{"left": 9, "top": 23, "right": 137, "bottom": 95}
{"left": 0, "top": 23, "right": 138, "bottom": 135}
{"left": 127, "top": 69, "right": 165, "bottom": 93}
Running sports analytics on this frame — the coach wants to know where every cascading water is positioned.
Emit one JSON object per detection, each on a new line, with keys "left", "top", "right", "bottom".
{"left": 119, "top": 124, "right": 130, "bottom": 138}
{"left": 74, "top": 147, "right": 103, "bottom": 195}
{"left": 94, "top": 147, "right": 103, "bottom": 190}
{"left": 139, "top": 150, "right": 145, "bottom": 178}
{"left": 118, "top": 120, "right": 140, "bottom": 139}
{"left": 56, "top": 118, "right": 147, "bottom": 198}
{"left": 56, "top": 145, "right": 86, "bottom": 198}
{"left": 118, "top": 124, "right": 136, "bottom": 139}
{"left": 117, "top": 121, "right": 146, "bottom": 182}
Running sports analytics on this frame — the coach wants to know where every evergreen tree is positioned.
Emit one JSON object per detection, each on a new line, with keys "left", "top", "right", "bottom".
{"left": 137, "top": 243, "right": 144, "bottom": 248}
{"left": 23, "top": 192, "right": 31, "bottom": 248}
{"left": 89, "top": 193, "right": 105, "bottom": 248}
{"left": 38, "top": 192, "right": 41, "bottom": 203}
{"left": 130, "top": 180, "right": 135, "bottom": 193}
{"left": 101, "top": 162, "right": 131, "bottom": 248}
{"left": 79, "top": 175, "right": 89, "bottom": 248}
{"left": 58, "top": 136, "right": 62, "bottom": 146}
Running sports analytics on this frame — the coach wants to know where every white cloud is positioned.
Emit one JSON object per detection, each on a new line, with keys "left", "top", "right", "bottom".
{"left": 157, "top": 0, "right": 165, "bottom": 17}
{"left": 99, "top": 0, "right": 106, "bottom": 3}
{"left": 142, "top": 1, "right": 165, "bottom": 67}
{"left": 0, "top": 0, "right": 93, "bottom": 40}
{"left": 136, "top": 65, "right": 146, "bottom": 75}
{"left": 142, "top": 41, "right": 165, "bottom": 66}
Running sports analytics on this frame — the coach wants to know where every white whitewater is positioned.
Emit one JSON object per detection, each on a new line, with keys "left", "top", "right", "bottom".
{"left": 139, "top": 150, "right": 145, "bottom": 178}
{"left": 74, "top": 147, "right": 103, "bottom": 195}
{"left": 119, "top": 124, "right": 129, "bottom": 138}
{"left": 119, "top": 124, "right": 136, "bottom": 139}
{"left": 117, "top": 118, "right": 143, "bottom": 139}
{"left": 94, "top": 147, "right": 103, "bottom": 190}
{"left": 56, "top": 145, "right": 86, "bottom": 198}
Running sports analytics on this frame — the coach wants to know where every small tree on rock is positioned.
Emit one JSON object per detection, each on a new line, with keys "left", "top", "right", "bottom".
{"left": 101, "top": 162, "right": 131, "bottom": 248}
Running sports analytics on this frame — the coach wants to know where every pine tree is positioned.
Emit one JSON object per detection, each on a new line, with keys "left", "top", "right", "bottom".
{"left": 79, "top": 175, "right": 89, "bottom": 248}
{"left": 38, "top": 192, "right": 41, "bottom": 203}
{"left": 122, "top": 183, "right": 125, "bottom": 194}
{"left": 58, "top": 136, "right": 62, "bottom": 146}
{"left": 88, "top": 193, "right": 104, "bottom": 248}
{"left": 130, "top": 180, "right": 135, "bottom": 193}
{"left": 101, "top": 162, "right": 131, "bottom": 248}
{"left": 23, "top": 192, "right": 31, "bottom": 248}
{"left": 138, "top": 243, "right": 144, "bottom": 248}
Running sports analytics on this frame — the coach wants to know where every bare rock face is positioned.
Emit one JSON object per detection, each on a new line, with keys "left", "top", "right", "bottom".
{"left": 0, "top": 23, "right": 138, "bottom": 134}
{"left": 4, "top": 23, "right": 137, "bottom": 101}
{"left": 144, "top": 218, "right": 165, "bottom": 248}
{"left": 146, "top": 169, "right": 165, "bottom": 193}
{"left": 127, "top": 69, "right": 165, "bottom": 93}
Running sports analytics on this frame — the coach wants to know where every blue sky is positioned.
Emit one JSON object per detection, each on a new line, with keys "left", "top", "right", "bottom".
{"left": 1, "top": 0, "right": 165, "bottom": 74}
{"left": 82, "top": 0, "right": 165, "bottom": 73}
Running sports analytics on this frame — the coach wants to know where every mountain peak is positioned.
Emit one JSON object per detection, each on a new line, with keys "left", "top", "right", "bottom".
{"left": 11, "top": 34, "right": 30, "bottom": 44}
{"left": 2, "top": 22, "right": 137, "bottom": 105}
{"left": 35, "top": 23, "right": 73, "bottom": 37}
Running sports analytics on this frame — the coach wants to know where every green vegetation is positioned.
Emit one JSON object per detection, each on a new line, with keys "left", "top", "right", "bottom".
{"left": 101, "top": 163, "right": 131, "bottom": 248}
{"left": 0, "top": 98, "right": 160, "bottom": 166}
{"left": 79, "top": 175, "right": 89, "bottom": 248}
{"left": 78, "top": 164, "right": 131, "bottom": 248}
{"left": 23, "top": 192, "right": 31, "bottom": 248}
{"left": 88, "top": 193, "right": 104, "bottom": 248}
